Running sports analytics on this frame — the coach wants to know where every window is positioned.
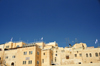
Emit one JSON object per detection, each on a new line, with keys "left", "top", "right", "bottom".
{"left": 42, "top": 59, "right": 44, "bottom": 63}
{"left": 37, "top": 61, "right": 39, "bottom": 64}
{"left": 28, "top": 60, "right": 32, "bottom": 64}
{"left": 55, "top": 57, "right": 56, "bottom": 62}
{"left": 29, "top": 51, "right": 33, "bottom": 54}
{"left": 17, "top": 45, "right": 20, "bottom": 47}
{"left": 78, "top": 62, "right": 81, "bottom": 64}
{"left": 24, "top": 52, "right": 27, "bottom": 55}
{"left": 56, "top": 51, "right": 57, "bottom": 53}
{"left": 95, "top": 53, "right": 98, "bottom": 57}
{"left": 75, "top": 54, "right": 77, "bottom": 57}
{"left": 0, "top": 57, "right": 1, "bottom": 60}
{"left": 90, "top": 62, "right": 93, "bottom": 63}
{"left": 79, "top": 53, "right": 82, "bottom": 57}
{"left": 0, "top": 48, "right": 2, "bottom": 51}
{"left": 12, "top": 56, "right": 15, "bottom": 58}
{"left": 5, "top": 56, "right": 8, "bottom": 59}
{"left": 55, "top": 54, "right": 57, "bottom": 56}
{"left": 37, "top": 52, "right": 39, "bottom": 55}
{"left": 23, "top": 61, "right": 26, "bottom": 64}
{"left": 6, "top": 46, "right": 9, "bottom": 48}
{"left": 86, "top": 53, "right": 88, "bottom": 57}
{"left": 66, "top": 55, "right": 69, "bottom": 59}
{"left": 99, "top": 52, "right": 100, "bottom": 56}
{"left": 89, "top": 53, "right": 92, "bottom": 57}
{"left": 11, "top": 62, "right": 14, "bottom": 66}
{"left": 43, "top": 53, "right": 45, "bottom": 55}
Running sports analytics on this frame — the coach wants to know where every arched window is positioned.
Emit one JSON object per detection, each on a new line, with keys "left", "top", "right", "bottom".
{"left": 86, "top": 53, "right": 88, "bottom": 57}
{"left": 95, "top": 53, "right": 98, "bottom": 57}
{"left": 89, "top": 53, "right": 92, "bottom": 57}
{"left": 11, "top": 62, "right": 14, "bottom": 66}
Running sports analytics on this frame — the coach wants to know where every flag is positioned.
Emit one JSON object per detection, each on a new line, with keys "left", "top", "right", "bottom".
{"left": 41, "top": 37, "right": 43, "bottom": 40}
{"left": 11, "top": 37, "right": 13, "bottom": 41}
{"left": 95, "top": 39, "right": 98, "bottom": 44}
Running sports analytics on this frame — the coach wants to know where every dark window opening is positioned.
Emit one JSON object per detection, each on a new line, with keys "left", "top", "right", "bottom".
{"left": 90, "top": 62, "right": 93, "bottom": 63}
{"left": 86, "top": 53, "right": 88, "bottom": 57}
{"left": 89, "top": 53, "right": 92, "bottom": 57}
{"left": 56, "top": 51, "right": 57, "bottom": 53}
{"left": 0, "top": 57, "right": 1, "bottom": 60}
{"left": 28, "top": 60, "right": 32, "bottom": 64}
{"left": 95, "top": 53, "right": 98, "bottom": 57}
{"left": 75, "top": 54, "right": 77, "bottom": 57}
{"left": 66, "top": 55, "right": 69, "bottom": 59}
{"left": 11, "top": 62, "right": 14, "bottom": 66}
{"left": 44, "top": 53, "right": 45, "bottom": 55}
{"left": 55, "top": 57, "right": 56, "bottom": 62}
{"left": 78, "top": 62, "right": 81, "bottom": 64}
{"left": 23, "top": 61, "right": 26, "bottom": 64}
{"left": 55, "top": 54, "right": 57, "bottom": 56}
{"left": 0, "top": 48, "right": 2, "bottom": 51}
{"left": 99, "top": 52, "right": 100, "bottom": 56}
{"left": 52, "top": 64, "right": 56, "bottom": 65}
{"left": 42, "top": 59, "right": 44, "bottom": 63}
{"left": 79, "top": 54, "right": 82, "bottom": 57}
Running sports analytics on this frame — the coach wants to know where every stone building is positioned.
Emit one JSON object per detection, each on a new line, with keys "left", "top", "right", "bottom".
{"left": 0, "top": 41, "right": 100, "bottom": 66}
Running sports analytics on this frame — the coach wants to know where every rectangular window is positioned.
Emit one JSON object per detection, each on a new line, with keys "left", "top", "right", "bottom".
{"left": 0, "top": 57, "right": 1, "bottom": 60}
{"left": 5, "top": 56, "right": 8, "bottom": 59}
{"left": 6, "top": 46, "right": 9, "bottom": 48}
{"left": 75, "top": 54, "right": 77, "bottom": 57}
{"left": 55, "top": 54, "right": 57, "bottom": 56}
{"left": 37, "top": 61, "right": 39, "bottom": 64}
{"left": 86, "top": 53, "right": 88, "bottom": 57}
{"left": 0, "top": 49, "right": 2, "bottom": 51}
{"left": 55, "top": 57, "right": 56, "bottom": 62}
{"left": 23, "top": 61, "right": 26, "bottom": 64}
{"left": 66, "top": 55, "right": 69, "bottom": 59}
{"left": 12, "top": 56, "right": 15, "bottom": 58}
{"left": 79, "top": 53, "right": 82, "bottom": 57}
{"left": 29, "top": 51, "right": 33, "bottom": 54}
{"left": 37, "top": 52, "right": 39, "bottom": 55}
{"left": 43, "top": 53, "right": 45, "bottom": 55}
{"left": 28, "top": 60, "right": 32, "bottom": 64}
{"left": 99, "top": 52, "right": 100, "bottom": 56}
{"left": 24, "top": 52, "right": 27, "bottom": 55}
{"left": 56, "top": 51, "right": 57, "bottom": 53}
{"left": 95, "top": 53, "right": 98, "bottom": 57}
{"left": 42, "top": 59, "right": 44, "bottom": 63}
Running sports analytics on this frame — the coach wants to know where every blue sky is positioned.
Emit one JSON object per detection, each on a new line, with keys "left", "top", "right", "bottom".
{"left": 0, "top": 0, "right": 100, "bottom": 47}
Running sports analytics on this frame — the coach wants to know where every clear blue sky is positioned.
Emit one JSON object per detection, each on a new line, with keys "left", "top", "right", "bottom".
{"left": 0, "top": 0, "right": 100, "bottom": 47}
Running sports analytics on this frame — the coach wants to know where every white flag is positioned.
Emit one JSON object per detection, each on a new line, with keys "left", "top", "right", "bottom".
{"left": 11, "top": 37, "right": 13, "bottom": 41}
{"left": 95, "top": 39, "right": 98, "bottom": 44}
{"left": 41, "top": 37, "right": 43, "bottom": 40}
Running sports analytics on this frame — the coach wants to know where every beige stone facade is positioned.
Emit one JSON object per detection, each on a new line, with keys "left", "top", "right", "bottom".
{"left": 0, "top": 41, "right": 100, "bottom": 66}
